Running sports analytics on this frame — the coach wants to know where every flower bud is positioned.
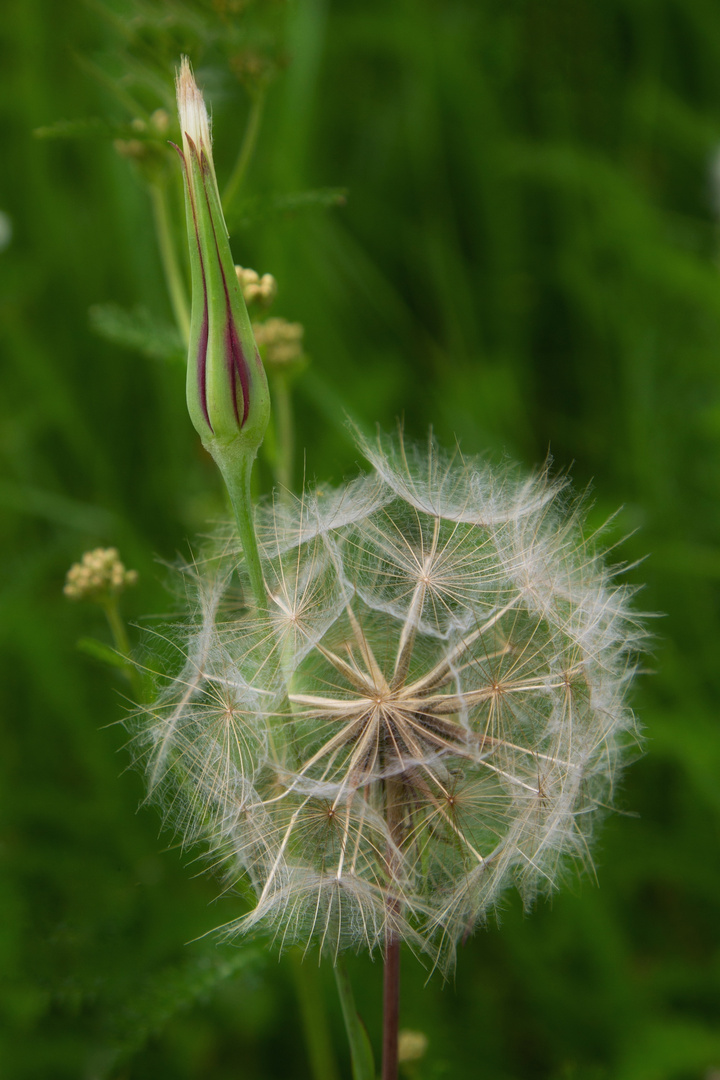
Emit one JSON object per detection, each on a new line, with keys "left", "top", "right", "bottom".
{"left": 175, "top": 58, "right": 270, "bottom": 468}
{"left": 64, "top": 548, "right": 138, "bottom": 603}
{"left": 253, "top": 316, "right": 305, "bottom": 368}
{"left": 398, "top": 1031, "right": 429, "bottom": 1064}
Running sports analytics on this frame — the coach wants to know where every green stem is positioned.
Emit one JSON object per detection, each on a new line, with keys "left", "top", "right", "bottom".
{"left": 103, "top": 597, "right": 142, "bottom": 699}
{"left": 334, "top": 959, "right": 375, "bottom": 1080}
{"left": 271, "top": 370, "right": 295, "bottom": 492}
{"left": 219, "top": 450, "right": 267, "bottom": 611}
{"left": 103, "top": 596, "right": 130, "bottom": 656}
{"left": 290, "top": 952, "right": 340, "bottom": 1080}
{"left": 222, "top": 90, "right": 266, "bottom": 213}
{"left": 149, "top": 180, "right": 190, "bottom": 346}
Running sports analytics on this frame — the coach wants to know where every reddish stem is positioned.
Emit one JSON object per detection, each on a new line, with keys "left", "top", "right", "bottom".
{"left": 382, "top": 933, "right": 400, "bottom": 1080}
{"left": 382, "top": 773, "right": 404, "bottom": 1080}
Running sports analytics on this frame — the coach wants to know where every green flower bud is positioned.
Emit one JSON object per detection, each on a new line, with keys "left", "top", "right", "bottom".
{"left": 175, "top": 58, "right": 270, "bottom": 470}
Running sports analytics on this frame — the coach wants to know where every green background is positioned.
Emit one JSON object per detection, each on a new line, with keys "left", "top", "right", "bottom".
{"left": 1, "top": 0, "right": 719, "bottom": 1076}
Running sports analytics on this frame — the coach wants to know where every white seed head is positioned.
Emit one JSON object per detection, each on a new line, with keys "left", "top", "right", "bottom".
{"left": 132, "top": 433, "right": 642, "bottom": 971}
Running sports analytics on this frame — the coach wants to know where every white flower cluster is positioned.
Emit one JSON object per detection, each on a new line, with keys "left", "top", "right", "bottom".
{"left": 235, "top": 265, "right": 277, "bottom": 306}
{"left": 253, "top": 317, "right": 304, "bottom": 366}
{"left": 64, "top": 547, "right": 138, "bottom": 602}
{"left": 136, "top": 433, "right": 641, "bottom": 969}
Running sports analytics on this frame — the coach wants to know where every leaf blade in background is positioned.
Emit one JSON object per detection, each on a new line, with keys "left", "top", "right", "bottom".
{"left": 89, "top": 304, "right": 185, "bottom": 362}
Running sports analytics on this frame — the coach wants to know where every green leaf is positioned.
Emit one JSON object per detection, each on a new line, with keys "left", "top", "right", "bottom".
{"left": 105, "top": 946, "right": 265, "bottom": 1069}
{"left": 76, "top": 637, "right": 128, "bottom": 670}
{"left": 0, "top": 480, "right": 117, "bottom": 532}
{"left": 88, "top": 304, "right": 185, "bottom": 362}
{"left": 34, "top": 117, "right": 161, "bottom": 142}
{"left": 334, "top": 960, "right": 376, "bottom": 1080}
{"left": 617, "top": 1019, "right": 720, "bottom": 1080}
{"left": 34, "top": 117, "right": 110, "bottom": 140}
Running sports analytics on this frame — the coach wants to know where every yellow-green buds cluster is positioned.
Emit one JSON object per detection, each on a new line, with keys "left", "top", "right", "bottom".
{"left": 114, "top": 111, "right": 172, "bottom": 173}
{"left": 235, "top": 265, "right": 277, "bottom": 307}
{"left": 175, "top": 58, "right": 270, "bottom": 466}
{"left": 253, "top": 316, "right": 304, "bottom": 367}
{"left": 397, "top": 1031, "right": 429, "bottom": 1065}
{"left": 64, "top": 548, "right": 138, "bottom": 602}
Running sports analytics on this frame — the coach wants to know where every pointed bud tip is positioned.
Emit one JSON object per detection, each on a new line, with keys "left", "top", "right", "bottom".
{"left": 175, "top": 56, "right": 212, "bottom": 158}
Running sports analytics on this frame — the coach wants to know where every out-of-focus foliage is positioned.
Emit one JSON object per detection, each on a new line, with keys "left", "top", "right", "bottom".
{"left": 1, "top": 0, "right": 719, "bottom": 1077}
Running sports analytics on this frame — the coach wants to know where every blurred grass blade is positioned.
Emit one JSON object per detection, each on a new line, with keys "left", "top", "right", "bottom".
{"left": 104, "top": 947, "right": 265, "bottom": 1071}
{"left": 89, "top": 304, "right": 185, "bottom": 362}
{"left": 227, "top": 187, "right": 348, "bottom": 230}
{"left": 76, "top": 636, "right": 129, "bottom": 670}
{"left": 334, "top": 960, "right": 375, "bottom": 1080}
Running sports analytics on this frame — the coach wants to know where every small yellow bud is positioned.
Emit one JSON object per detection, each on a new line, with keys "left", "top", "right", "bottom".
{"left": 397, "top": 1030, "right": 428, "bottom": 1064}
{"left": 151, "top": 108, "right": 170, "bottom": 134}
{"left": 259, "top": 273, "right": 277, "bottom": 301}
{"left": 236, "top": 266, "right": 259, "bottom": 287}
{"left": 235, "top": 265, "right": 277, "bottom": 307}
{"left": 114, "top": 138, "right": 146, "bottom": 161}
{"left": 63, "top": 548, "right": 138, "bottom": 603}
{"left": 253, "top": 317, "right": 304, "bottom": 367}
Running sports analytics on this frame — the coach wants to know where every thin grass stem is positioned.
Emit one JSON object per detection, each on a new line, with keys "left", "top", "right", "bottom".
{"left": 149, "top": 180, "right": 190, "bottom": 345}
{"left": 334, "top": 958, "right": 375, "bottom": 1080}
{"left": 222, "top": 91, "right": 266, "bottom": 213}
{"left": 290, "top": 951, "right": 340, "bottom": 1080}
{"left": 102, "top": 597, "right": 142, "bottom": 698}
{"left": 270, "top": 369, "right": 295, "bottom": 493}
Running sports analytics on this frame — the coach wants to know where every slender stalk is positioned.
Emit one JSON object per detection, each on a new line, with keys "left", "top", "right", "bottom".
{"left": 222, "top": 90, "right": 266, "bottom": 213}
{"left": 290, "top": 951, "right": 340, "bottom": 1080}
{"left": 270, "top": 369, "right": 295, "bottom": 492}
{"left": 149, "top": 180, "right": 190, "bottom": 345}
{"left": 382, "top": 937, "right": 401, "bottom": 1080}
{"left": 103, "top": 597, "right": 142, "bottom": 699}
{"left": 219, "top": 450, "right": 267, "bottom": 611}
{"left": 103, "top": 596, "right": 130, "bottom": 657}
{"left": 334, "top": 959, "right": 375, "bottom": 1080}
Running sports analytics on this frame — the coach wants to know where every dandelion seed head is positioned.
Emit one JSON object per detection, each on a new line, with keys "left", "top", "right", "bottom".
{"left": 132, "top": 432, "right": 642, "bottom": 971}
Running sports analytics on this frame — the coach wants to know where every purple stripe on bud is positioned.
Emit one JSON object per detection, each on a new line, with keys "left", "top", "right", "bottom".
{"left": 198, "top": 304, "right": 211, "bottom": 430}
{"left": 204, "top": 192, "right": 252, "bottom": 431}
{"left": 226, "top": 319, "right": 251, "bottom": 427}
